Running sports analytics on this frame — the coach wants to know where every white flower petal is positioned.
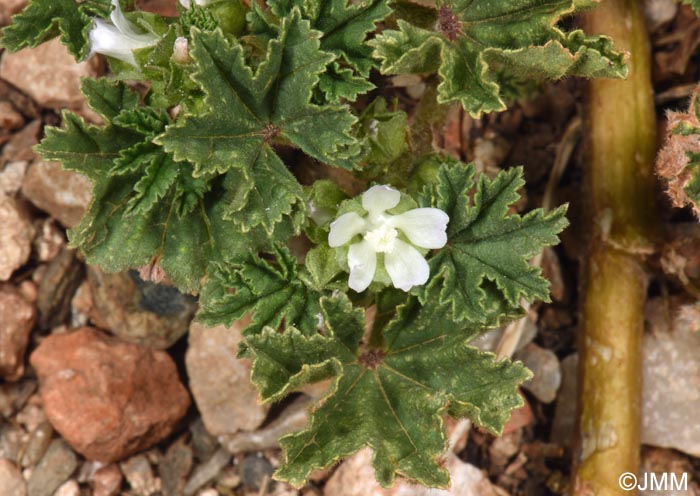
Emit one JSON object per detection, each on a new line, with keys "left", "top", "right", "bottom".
{"left": 390, "top": 208, "right": 449, "bottom": 249}
{"left": 362, "top": 185, "right": 400, "bottom": 215}
{"left": 110, "top": 0, "right": 157, "bottom": 44}
{"left": 328, "top": 212, "right": 366, "bottom": 247}
{"left": 348, "top": 240, "right": 377, "bottom": 292}
{"left": 89, "top": 0, "right": 160, "bottom": 66}
{"left": 89, "top": 19, "right": 139, "bottom": 66}
{"left": 384, "top": 239, "right": 430, "bottom": 291}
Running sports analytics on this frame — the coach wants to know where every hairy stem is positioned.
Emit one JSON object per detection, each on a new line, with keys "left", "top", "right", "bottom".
{"left": 573, "top": 0, "right": 660, "bottom": 494}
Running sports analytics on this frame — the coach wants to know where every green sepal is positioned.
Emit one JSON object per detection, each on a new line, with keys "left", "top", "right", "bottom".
{"left": 304, "top": 180, "right": 348, "bottom": 244}
{"left": 303, "top": 245, "right": 343, "bottom": 290}
{"left": 357, "top": 97, "right": 409, "bottom": 170}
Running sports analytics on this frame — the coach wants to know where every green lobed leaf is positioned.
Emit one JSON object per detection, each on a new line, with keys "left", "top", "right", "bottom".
{"left": 242, "top": 294, "right": 530, "bottom": 488}
{"left": 317, "top": 62, "right": 376, "bottom": 103}
{"left": 254, "top": 0, "right": 392, "bottom": 101}
{"left": 160, "top": 12, "right": 361, "bottom": 173}
{"left": 420, "top": 160, "right": 569, "bottom": 323}
{"left": 197, "top": 245, "right": 324, "bottom": 335}
{"left": 371, "top": 0, "right": 628, "bottom": 116}
{"left": 220, "top": 148, "right": 305, "bottom": 234}
{"left": 159, "top": 11, "right": 360, "bottom": 232}
{"left": 35, "top": 80, "right": 250, "bottom": 293}
{"left": 1, "top": 0, "right": 111, "bottom": 59}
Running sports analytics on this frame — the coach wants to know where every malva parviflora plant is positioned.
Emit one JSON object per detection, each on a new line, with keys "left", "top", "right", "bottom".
{"left": 2, "top": 0, "right": 626, "bottom": 488}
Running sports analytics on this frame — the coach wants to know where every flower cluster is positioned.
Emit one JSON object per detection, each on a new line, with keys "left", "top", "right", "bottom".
{"left": 329, "top": 185, "right": 449, "bottom": 292}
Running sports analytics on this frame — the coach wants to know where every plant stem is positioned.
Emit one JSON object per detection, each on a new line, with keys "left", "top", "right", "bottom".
{"left": 573, "top": 1, "right": 660, "bottom": 494}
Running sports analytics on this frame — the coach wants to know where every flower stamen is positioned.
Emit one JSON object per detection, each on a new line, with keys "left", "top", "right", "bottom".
{"left": 365, "top": 225, "right": 398, "bottom": 253}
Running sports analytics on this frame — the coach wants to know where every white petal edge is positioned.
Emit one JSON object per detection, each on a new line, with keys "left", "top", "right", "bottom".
{"left": 384, "top": 239, "right": 430, "bottom": 292}
{"left": 390, "top": 208, "right": 449, "bottom": 249}
{"left": 347, "top": 240, "right": 377, "bottom": 292}
{"left": 362, "top": 185, "right": 400, "bottom": 216}
{"left": 110, "top": 0, "right": 158, "bottom": 44}
{"left": 328, "top": 212, "right": 366, "bottom": 247}
{"left": 89, "top": 19, "right": 139, "bottom": 66}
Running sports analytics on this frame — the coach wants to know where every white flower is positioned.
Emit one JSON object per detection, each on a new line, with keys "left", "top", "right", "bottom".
{"left": 178, "top": 0, "right": 213, "bottom": 8}
{"left": 329, "top": 185, "right": 449, "bottom": 292}
{"left": 88, "top": 0, "right": 160, "bottom": 67}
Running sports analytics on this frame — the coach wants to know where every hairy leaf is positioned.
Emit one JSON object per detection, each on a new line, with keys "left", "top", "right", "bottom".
{"left": 242, "top": 294, "right": 530, "bottom": 488}
{"left": 420, "top": 160, "right": 568, "bottom": 323}
{"left": 1, "top": 0, "right": 111, "bottom": 58}
{"left": 198, "top": 246, "right": 324, "bottom": 335}
{"left": 160, "top": 11, "right": 361, "bottom": 173}
{"left": 254, "top": 0, "right": 391, "bottom": 101}
{"left": 371, "top": 0, "right": 627, "bottom": 116}
{"left": 35, "top": 80, "right": 248, "bottom": 293}
{"left": 160, "top": 11, "right": 360, "bottom": 231}
{"left": 656, "top": 88, "right": 700, "bottom": 216}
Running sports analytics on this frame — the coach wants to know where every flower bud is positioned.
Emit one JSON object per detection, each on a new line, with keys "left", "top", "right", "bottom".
{"left": 172, "top": 37, "right": 191, "bottom": 64}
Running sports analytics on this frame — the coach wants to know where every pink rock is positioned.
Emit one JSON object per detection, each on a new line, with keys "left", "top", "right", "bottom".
{"left": 0, "top": 458, "right": 26, "bottom": 496}
{"left": 30, "top": 327, "right": 190, "bottom": 463}
{"left": 0, "top": 284, "right": 35, "bottom": 380}
{"left": 186, "top": 320, "right": 269, "bottom": 435}
{"left": 0, "top": 38, "right": 101, "bottom": 113}
{"left": 0, "top": 192, "right": 35, "bottom": 281}
{"left": 22, "top": 161, "right": 92, "bottom": 229}
{"left": 91, "top": 464, "right": 123, "bottom": 496}
{"left": 0, "top": 0, "right": 27, "bottom": 26}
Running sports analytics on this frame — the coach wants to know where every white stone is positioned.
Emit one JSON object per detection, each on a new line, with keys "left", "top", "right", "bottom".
{"left": 642, "top": 300, "right": 700, "bottom": 457}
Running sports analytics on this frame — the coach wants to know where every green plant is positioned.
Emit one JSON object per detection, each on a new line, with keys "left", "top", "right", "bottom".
{"left": 2, "top": 0, "right": 624, "bottom": 488}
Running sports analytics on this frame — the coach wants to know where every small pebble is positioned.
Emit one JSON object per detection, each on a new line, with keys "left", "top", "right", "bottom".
{"left": 189, "top": 418, "right": 218, "bottom": 462}
{"left": 239, "top": 454, "right": 274, "bottom": 491}
{"left": 183, "top": 448, "right": 230, "bottom": 496}
{"left": 53, "top": 479, "right": 80, "bottom": 496}
{"left": 159, "top": 438, "right": 193, "bottom": 496}
{"left": 197, "top": 489, "right": 219, "bottom": 496}
{"left": 27, "top": 439, "right": 77, "bottom": 496}
{"left": 514, "top": 343, "right": 562, "bottom": 404}
{"left": 0, "top": 458, "right": 26, "bottom": 496}
{"left": 91, "top": 464, "right": 122, "bottom": 496}
{"left": 120, "top": 454, "right": 159, "bottom": 496}
{"left": 21, "top": 421, "right": 53, "bottom": 468}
